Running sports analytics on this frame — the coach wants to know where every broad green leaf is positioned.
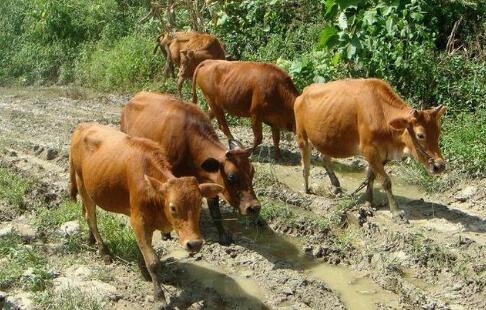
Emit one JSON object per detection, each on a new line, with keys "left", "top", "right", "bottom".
{"left": 385, "top": 17, "right": 394, "bottom": 35}
{"left": 346, "top": 42, "right": 356, "bottom": 59}
{"left": 216, "top": 12, "right": 228, "bottom": 26}
{"left": 318, "top": 25, "right": 338, "bottom": 49}
{"left": 363, "top": 9, "right": 377, "bottom": 26}
{"left": 325, "top": 0, "right": 338, "bottom": 17}
{"left": 337, "top": 12, "right": 348, "bottom": 30}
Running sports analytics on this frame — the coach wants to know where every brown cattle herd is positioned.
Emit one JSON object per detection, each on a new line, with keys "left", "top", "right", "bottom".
{"left": 69, "top": 31, "right": 447, "bottom": 306}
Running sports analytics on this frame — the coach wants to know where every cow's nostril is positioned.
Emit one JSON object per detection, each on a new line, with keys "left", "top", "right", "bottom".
{"left": 186, "top": 239, "right": 203, "bottom": 252}
{"left": 247, "top": 204, "right": 261, "bottom": 215}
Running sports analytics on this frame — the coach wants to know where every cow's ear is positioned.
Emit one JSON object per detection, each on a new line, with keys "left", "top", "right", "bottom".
{"left": 431, "top": 105, "right": 446, "bottom": 119}
{"left": 389, "top": 117, "right": 410, "bottom": 131}
{"left": 199, "top": 183, "right": 224, "bottom": 198}
{"left": 201, "top": 158, "right": 221, "bottom": 172}
{"left": 144, "top": 175, "right": 167, "bottom": 193}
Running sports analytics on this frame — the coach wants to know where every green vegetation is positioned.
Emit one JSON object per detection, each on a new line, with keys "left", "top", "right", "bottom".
{"left": 0, "top": 0, "right": 485, "bottom": 176}
{"left": 0, "top": 166, "right": 31, "bottom": 208}
{"left": 0, "top": 233, "right": 54, "bottom": 291}
{"left": 34, "top": 288, "right": 103, "bottom": 310}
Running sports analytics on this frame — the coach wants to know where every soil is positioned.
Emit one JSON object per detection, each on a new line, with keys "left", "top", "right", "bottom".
{"left": 0, "top": 86, "right": 484, "bottom": 309}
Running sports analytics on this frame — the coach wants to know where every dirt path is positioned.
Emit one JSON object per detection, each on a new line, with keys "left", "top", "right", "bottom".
{"left": 0, "top": 87, "right": 485, "bottom": 309}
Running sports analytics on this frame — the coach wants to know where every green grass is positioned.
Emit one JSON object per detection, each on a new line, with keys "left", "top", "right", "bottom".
{"left": 34, "top": 287, "right": 103, "bottom": 310}
{"left": 0, "top": 233, "right": 53, "bottom": 291}
{"left": 35, "top": 199, "right": 140, "bottom": 262}
{"left": 0, "top": 166, "right": 30, "bottom": 209}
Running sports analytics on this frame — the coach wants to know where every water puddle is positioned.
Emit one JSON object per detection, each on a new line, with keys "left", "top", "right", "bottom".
{"left": 306, "top": 264, "right": 398, "bottom": 310}
{"left": 227, "top": 223, "right": 399, "bottom": 310}
{"left": 160, "top": 248, "right": 266, "bottom": 303}
{"left": 258, "top": 161, "right": 425, "bottom": 202}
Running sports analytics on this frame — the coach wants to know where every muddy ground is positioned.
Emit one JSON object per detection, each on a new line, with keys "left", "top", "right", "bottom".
{"left": 0, "top": 87, "right": 484, "bottom": 309}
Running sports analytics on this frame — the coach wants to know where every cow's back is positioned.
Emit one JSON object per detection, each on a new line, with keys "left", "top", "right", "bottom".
{"left": 122, "top": 92, "right": 217, "bottom": 169}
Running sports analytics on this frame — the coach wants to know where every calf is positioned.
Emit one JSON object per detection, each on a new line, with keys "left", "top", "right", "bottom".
{"left": 154, "top": 31, "right": 226, "bottom": 97}
{"left": 121, "top": 92, "right": 260, "bottom": 245}
{"left": 192, "top": 60, "right": 299, "bottom": 159}
{"left": 69, "top": 123, "right": 222, "bottom": 306}
{"left": 294, "top": 79, "right": 446, "bottom": 221}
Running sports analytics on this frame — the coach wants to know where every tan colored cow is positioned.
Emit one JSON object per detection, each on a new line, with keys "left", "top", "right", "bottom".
{"left": 120, "top": 92, "right": 259, "bottom": 244}
{"left": 294, "top": 78, "right": 446, "bottom": 220}
{"left": 69, "top": 123, "right": 222, "bottom": 305}
{"left": 154, "top": 31, "right": 226, "bottom": 97}
{"left": 192, "top": 60, "right": 299, "bottom": 159}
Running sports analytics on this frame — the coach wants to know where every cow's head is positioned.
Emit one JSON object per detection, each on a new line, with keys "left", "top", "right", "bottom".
{"left": 200, "top": 140, "right": 261, "bottom": 217}
{"left": 144, "top": 175, "right": 223, "bottom": 252}
{"left": 389, "top": 105, "right": 447, "bottom": 174}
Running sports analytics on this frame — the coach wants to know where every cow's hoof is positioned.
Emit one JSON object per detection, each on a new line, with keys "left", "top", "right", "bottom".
{"left": 154, "top": 300, "right": 168, "bottom": 310}
{"left": 330, "top": 185, "right": 342, "bottom": 196}
{"left": 392, "top": 210, "right": 409, "bottom": 223}
{"left": 218, "top": 231, "right": 233, "bottom": 246}
{"left": 103, "top": 254, "right": 113, "bottom": 265}
{"left": 161, "top": 232, "right": 172, "bottom": 241}
{"left": 88, "top": 233, "right": 96, "bottom": 245}
{"left": 139, "top": 264, "right": 151, "bottom": 281}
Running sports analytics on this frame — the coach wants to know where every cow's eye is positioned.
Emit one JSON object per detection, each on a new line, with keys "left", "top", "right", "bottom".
{"left": 416, "top": 132, "right": 426, "bottom": 140}
{"left": 227, "top": 173, "right": 238, "bottom": 184}
{"left": 169, "top": 203, "right": 177, "bottom": 214}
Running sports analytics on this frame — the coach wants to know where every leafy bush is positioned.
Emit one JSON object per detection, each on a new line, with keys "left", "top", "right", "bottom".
{"left": 76, "top": 34, "right": 163, "bottom": 91}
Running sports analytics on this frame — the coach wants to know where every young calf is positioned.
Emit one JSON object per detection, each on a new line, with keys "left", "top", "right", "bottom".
{"left": 295, "top": 79, "right": 446, "bottom": 221}
{"left": 121, "top": 92, "right": 260, "bottom": 245}
{"left": 69, "top": 123, "right": 222, "bottom": 306}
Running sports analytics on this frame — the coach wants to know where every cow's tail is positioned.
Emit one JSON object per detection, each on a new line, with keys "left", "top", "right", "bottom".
{"left": 192, "top": 62, "right": 203, "bottom": 104}
{"left": 69, "top": 153, "right": 78, "bottom": 202}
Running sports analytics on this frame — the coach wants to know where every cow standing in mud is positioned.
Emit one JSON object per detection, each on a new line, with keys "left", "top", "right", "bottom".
{"left": 192, "top": 60, "right": 299, "bottom": 159}
{"left": 69, "top": 123, "right": 223, "bottom": 306}
{"left": 121, "top": 92, "right": 260, "bottom": 245}
{"left": 154, "top": 31, "right": 226, "bottom": 97}
{"left": 294, "top": 78, "right": 446, "bottom": 221}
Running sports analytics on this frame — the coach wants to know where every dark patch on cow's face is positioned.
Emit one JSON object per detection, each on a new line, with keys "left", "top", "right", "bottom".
{"left": 201, "top": 157, "right": 220, "bottom": 172}
{"left": 220, "top": 150, "right": 260, "bottom": 217}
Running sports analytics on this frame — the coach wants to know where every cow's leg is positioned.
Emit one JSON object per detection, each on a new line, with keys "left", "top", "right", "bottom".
{"left": 298, "top": 139, "right": 312, "bottom": 194}
{"left": 271, "top": 126, "right": 281, "bottom": 160}
{"left": 211, "top": 105, "right": 234, "bottom": 140}
{"left": 363, "top": 168, "right": 375, "bottom": 206}
{"left": 131, "top": 218, "right": 166, "bottom": 306}
{"left": 163, "top": 45, "right": 174, "bottom": 78}
{"left": 320, "top": 154, "right": 341, "bottom": 194}
{"left": 207, "top": 197, "right": 233, "bottom": 245}
{"left": 77, "top": 176, "right": 111, "bottom": 264}
{"left": 365, "top": 152, "right": 406, "bottom": 222}
{"left": 177, "top": 69, "right": 185, "bottom": 98}
{"left": 250, "top": 114, "right": 263, "bottom": 153}
{"left": 81, "top": 202, "right": 95, "bottom": 245}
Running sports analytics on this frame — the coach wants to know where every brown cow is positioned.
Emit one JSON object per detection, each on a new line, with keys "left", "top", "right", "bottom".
{"left": 154, "top": 31, "right": 226, "bottom": 97}
{"left": 120, "top": 92, "right": 260, "bottom": 245}
{"left": 69, "top": 123, "right": 223, "bottom": 305}
{"left": 192, "top": 60, "right": 300, "bottom": 159}
{"left": 294, "top": 78, "right": 446, "bottom": 221}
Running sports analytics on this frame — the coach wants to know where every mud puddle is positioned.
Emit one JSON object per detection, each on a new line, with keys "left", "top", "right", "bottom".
{"left": 258, "top": 162, "right": 424, "bottom": 202}
{"left": 225, "top": 221, "right": 399, "bottom": 309}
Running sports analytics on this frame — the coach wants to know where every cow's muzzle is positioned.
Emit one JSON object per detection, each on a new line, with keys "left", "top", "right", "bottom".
{"left": 430, "top": 159, "right": 446, "bottom": 174}
{"left": 185, "top": 239, "right": 203, "bottom": 253}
